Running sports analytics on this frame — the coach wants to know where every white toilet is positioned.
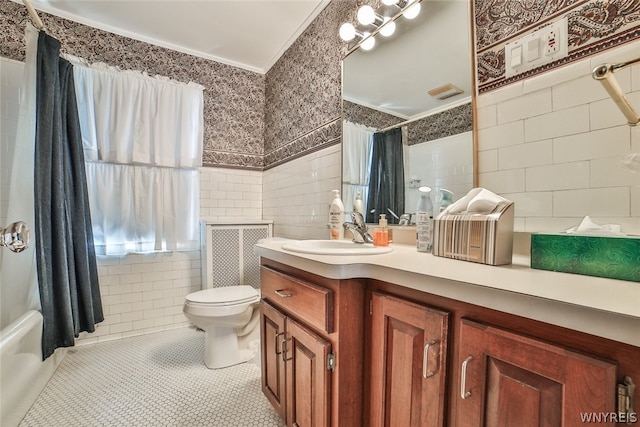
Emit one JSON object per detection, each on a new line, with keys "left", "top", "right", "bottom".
{"left": 183, "top": 285, "right": 260, "bottom": 369}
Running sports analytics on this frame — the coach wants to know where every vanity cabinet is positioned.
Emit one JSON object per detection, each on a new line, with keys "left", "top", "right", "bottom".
{"left": 259, "top": 260, "right": 366, "bottom": 427}
{"left": 261, "top": 299, "right": 331, "bottom": 426}
{"left": 368, "top": 292, "right": 449, "bottom": 426}
{"left": 366, "top": 280, "right": 637, "bottom": 427}
{"left": 455, "top": 318, "right": 617, "bottom": 426}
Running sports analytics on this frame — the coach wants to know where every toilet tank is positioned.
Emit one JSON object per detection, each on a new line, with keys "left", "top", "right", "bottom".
{"left": 200, "top": 220, "right": 273, "bottom": 290}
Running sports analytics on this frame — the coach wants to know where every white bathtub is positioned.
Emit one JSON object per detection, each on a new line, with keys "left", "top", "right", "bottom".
{"left": 0, "top": 310, "right": 65, "bottom": 427}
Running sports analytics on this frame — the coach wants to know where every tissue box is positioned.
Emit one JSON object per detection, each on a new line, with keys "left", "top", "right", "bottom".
{"left": 433, "top": 202, "right": 514, "bottom": 266}
{"left": 530, "top": 233, "right": 640, "bottom": 282}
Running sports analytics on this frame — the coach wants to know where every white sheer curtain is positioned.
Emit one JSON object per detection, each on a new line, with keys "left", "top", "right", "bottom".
{"left": 68, "top": 57, "right": 204, "bottom": 255}
{"left": 342, "top": 120, "right": 375, "bottom": 213}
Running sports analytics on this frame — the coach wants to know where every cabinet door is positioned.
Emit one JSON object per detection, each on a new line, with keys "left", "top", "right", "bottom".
{"left": 284, "top": 317, "right": 331, "bottom": 427}
{"left": 369, "top": 292, "right": 449, "bottom": 427}
{"left": 455, "top": 318, "right": 617, "bottom": 427}
{"left": 261, "top": 300, "right": 287, "bottom": 420}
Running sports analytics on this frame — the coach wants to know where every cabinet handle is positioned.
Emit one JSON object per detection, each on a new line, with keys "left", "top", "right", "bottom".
{"left": 274, "top": 332, "right": 285, "bottom": 355}
{"left": 423, "top": 340, "right": 438, "bottom": 378}
{"left": 460, "top": 356, "right": 473, "bottom": 399}
{"left": 281, "top": 337, "right": 292, "bottom": 362}
{"left": 274, "top": 289, "right": 292, "bottom": 298}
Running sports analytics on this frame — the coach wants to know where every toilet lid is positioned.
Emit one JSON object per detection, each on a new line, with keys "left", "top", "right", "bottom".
{"left": 185, "top": 285, "right": 259, "bottom": 306}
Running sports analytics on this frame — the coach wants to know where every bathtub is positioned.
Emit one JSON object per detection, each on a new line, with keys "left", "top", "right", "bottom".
{"left": 0, "top": 310, "right": 65, "bottom": 427}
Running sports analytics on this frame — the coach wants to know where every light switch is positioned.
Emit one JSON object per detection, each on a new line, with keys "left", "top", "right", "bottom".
{"left": 527, "top": 38, "right": 540, "bottom": 61}
{"left": 510, "top": 45, "right": 523, "bottom": 67}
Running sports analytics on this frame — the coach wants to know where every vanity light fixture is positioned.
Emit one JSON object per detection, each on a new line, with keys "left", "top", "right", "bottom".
{"left": 340, "top": 0, "right": 422, "bottom": 52}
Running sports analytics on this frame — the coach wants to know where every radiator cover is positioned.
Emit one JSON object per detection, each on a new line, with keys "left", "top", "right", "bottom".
{"left": 201, "top": 222, "right": 272, "bottom": 290}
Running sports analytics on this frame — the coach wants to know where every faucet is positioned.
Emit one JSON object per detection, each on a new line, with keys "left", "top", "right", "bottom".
{"left": 343, "top": 211, "right": 373, "bottom": 244}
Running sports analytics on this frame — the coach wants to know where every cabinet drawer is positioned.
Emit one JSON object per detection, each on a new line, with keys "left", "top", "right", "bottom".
{"left": 261, "top": 266, "right": 334, "bottom": 334}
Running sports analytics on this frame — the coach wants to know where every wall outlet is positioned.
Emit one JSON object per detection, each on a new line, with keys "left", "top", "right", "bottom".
{"left": 545, "top": 30, "right": 558, "bottom": 55}
{"left": 505, "top": 17, "right": 568, "bottom": 78}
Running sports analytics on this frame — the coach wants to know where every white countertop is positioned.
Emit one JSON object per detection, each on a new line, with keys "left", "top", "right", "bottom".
{"left": 255, "top": 239, "right": 640, "bottom": 347}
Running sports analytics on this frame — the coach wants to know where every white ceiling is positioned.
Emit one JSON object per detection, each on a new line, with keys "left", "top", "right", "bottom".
{"left": 23, "top": 0, "right": 329, "bottom": 74}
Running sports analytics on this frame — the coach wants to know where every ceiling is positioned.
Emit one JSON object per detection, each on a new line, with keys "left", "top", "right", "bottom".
{"left": 22, "top": 0, "right": 329, "bottom": 74}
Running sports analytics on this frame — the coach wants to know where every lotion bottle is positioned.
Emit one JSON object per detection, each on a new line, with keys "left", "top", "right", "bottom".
{"left": 329, "top": 189, "right": 345, "bottom": 240}
{"left": 353, "top": 191, "right": 365, "bottom": 217}
{"left": 416, "top": 186, "right": 433, "bottom": 252}
{"left": 373, "top": 214, "right": 389, "bottom": 247}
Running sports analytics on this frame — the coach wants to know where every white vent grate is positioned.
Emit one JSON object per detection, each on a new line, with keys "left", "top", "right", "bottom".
{"left": 202, "top": 223, "right": 272, "bottom": 290}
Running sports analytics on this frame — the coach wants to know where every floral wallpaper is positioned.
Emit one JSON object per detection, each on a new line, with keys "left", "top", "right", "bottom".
{"left": 475, "top": 0, "right": 640, "bottom": 92}
{"left": 4, "top": 0, "right": 636, "bottom": 169}
{"left": 343, "top": 100, "right": 472, "bottom": 146}
{"left": 0, "top": 1, "right": 265, "bottom": 169}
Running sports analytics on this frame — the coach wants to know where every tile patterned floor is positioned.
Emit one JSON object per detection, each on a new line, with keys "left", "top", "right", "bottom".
{"left": 19, "top": 327, "right": 285, "bottom": 427}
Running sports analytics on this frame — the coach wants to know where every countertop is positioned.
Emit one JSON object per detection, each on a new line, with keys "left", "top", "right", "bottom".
{"left": 255, "top": 239, "right": 640, "bottom": 347}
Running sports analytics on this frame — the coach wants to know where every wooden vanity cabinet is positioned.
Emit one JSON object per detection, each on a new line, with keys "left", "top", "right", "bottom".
{"left": 367, "top": 279, "right": 638, "bottom": 427}
{"left": 368, "top": 292, "right": 449, "bottom": 427}
{"left": 259, "top": 259, "right": 366, "bottom": 427}
{"left": 455, "top": 318, "right": 617, "bottom": 427}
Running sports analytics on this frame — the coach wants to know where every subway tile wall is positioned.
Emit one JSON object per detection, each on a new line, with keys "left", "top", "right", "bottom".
{"left": 263, "top": 144, "right": 341, "bottom": 240}
{"left": 476, "top": 39, "right": 640, "bottom": 235}
{"left": 77, "top": 167, "right": 264, "bottom": 344}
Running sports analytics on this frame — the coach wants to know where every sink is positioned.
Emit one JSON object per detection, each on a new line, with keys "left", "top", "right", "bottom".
{"left": 281, "top": 239, "right": 393, "bottom": 255}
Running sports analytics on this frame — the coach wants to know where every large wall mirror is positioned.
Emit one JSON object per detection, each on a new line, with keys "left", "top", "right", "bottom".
{"left": 341, "top": 0, "right": 476, "bottom": 224}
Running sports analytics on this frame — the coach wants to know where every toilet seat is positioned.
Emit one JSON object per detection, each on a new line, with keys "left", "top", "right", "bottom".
{"left": 185, "top": 285, "right": 259, "bottom": 307}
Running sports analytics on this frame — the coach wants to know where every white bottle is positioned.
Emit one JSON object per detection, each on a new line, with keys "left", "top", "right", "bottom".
{"left": 416, "top": 186, "right": 433, "bottom": 252}
{"left": 329, "top": 189, "right": 345, "bottom": 240}
{"left": 353, "top": 191, "right": 365, "bottom": 217}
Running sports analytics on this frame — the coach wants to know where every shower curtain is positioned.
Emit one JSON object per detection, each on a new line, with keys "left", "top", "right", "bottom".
{"left": 34, "top": 31, "right": 103, "bottom": 360}
{"left": 366, "top": 127, "right": 405, "bottom": 224}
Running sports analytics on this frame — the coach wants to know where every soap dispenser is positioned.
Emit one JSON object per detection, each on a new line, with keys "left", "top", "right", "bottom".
{"left": 416, "top": 186, "right": 433, "bottom": 252}
{"left": 373, "top": 214, "right": 389, "bottom": 247}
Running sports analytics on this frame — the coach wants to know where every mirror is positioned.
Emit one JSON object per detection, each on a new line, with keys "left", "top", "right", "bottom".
{"left": 341, "top": 0, "right": 475, "bottom": 223}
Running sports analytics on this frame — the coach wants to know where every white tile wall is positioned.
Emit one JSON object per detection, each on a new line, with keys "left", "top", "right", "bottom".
{"left": 263, "top": 144, "right": 341, "bottom": 240}
{"left": 477, "top": 39, "right": 640, "bottom": 235}
{"left": 76, "top": 166, "right": 264, "bottom": 344}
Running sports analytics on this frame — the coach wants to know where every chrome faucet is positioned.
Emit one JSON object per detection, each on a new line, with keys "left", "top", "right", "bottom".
{"left": 343, "top": 211, "right": 373, "bottom": 244}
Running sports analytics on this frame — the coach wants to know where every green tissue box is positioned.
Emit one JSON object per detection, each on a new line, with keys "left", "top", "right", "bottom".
{"left": 530, "top": 233, "right": 640, "bottom": 282}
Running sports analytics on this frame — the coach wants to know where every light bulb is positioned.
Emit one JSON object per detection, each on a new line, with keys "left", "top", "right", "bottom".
{"left": 357, "top": 5, "right": 376, "bottom": 25}
{"left": 382, "top": 0, "right": 399, "bottom": 5}
{"left": 403, "top": 2, "right": 421, "bottom": 19}
{"left": 379, "top": 19, "right": 396, "bottom": 37}
{"left": 361, "top": 33, "right": 375, "bottom": 51}
{"left": 339, "top": 23, "right": 356, "bottom": 41}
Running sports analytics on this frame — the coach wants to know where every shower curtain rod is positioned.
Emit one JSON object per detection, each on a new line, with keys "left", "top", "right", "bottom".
{"left": 22, "top": 0, "right": 45, "bottom": 31}
{"left": 592, "top": 56, "right": 640, "bottom": 126}
{"left": 378, "top": 97, "right": 472, "bottom": 133}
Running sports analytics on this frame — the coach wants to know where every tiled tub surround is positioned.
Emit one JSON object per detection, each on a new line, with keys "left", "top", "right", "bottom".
{"left": 476, "top": 39, "right": 640, "bottom": 235}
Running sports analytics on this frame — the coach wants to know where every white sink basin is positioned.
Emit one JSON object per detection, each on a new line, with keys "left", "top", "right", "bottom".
{"left": 281, "top": 239, "right": 393, "bottom": 255}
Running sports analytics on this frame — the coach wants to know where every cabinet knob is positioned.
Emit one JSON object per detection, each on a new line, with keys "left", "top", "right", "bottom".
{"left": 460, "top": 355, "right": 473, "bottom": 399}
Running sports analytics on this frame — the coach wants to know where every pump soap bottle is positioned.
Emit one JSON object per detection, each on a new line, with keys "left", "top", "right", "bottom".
{"left": 329, "top": 189, "right": 345, "bottom": 240}
{"left": 416, "top": 186, "right": 433, "bottom": 252}
{"left": 373, "top": 214, "right": 389, "bottom": 247}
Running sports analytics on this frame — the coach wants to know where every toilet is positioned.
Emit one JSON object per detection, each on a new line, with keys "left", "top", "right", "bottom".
{"left": 183, "top": 285, "right": 260, "bottom": 369}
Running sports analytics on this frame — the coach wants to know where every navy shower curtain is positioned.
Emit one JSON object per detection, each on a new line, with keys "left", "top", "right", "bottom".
{"left": 366, "top": 127, "right": 405, "bottom": 224}
{"left": 34, "top": 31, "right": 103, "bottom": 360}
